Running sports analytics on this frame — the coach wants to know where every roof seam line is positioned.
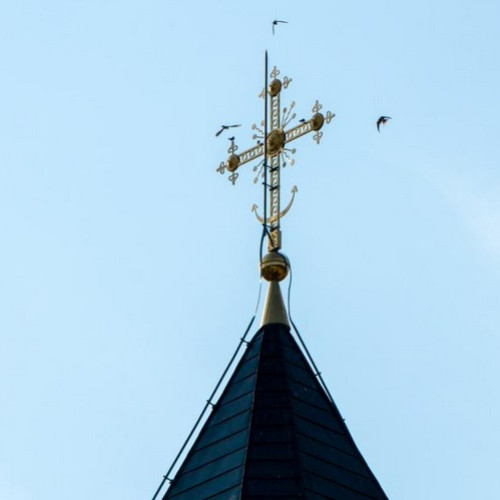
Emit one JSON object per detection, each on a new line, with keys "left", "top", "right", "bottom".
{"left": 238, "top": 329, "right": 264, "bottom": 499}
{"left": 282, "top": 327, "right": 312, "bottom": 498}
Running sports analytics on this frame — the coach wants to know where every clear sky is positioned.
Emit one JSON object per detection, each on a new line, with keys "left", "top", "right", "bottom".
{"left": 1, "top": 1, "right": 499, "bottom": 499}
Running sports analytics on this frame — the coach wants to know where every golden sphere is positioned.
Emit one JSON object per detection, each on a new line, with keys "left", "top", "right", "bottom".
{"left": 260, "top": 252, "right": 289, "bottom": 282}
{"left": 268, "top": 79, "right": 282, "bottom": 96}
{"left": 226, "top": 154, "right": 240, "bottom": 172}
{"left": 310, "top": 112, "right": 325, "bottom": 131}
{"left": 266, "top": 129, "right": 285, "bottom": 156}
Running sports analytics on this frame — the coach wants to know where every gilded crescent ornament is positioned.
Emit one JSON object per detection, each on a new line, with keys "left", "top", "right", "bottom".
{"left": 252, "top": 186, "right": 298, "bottom": 224}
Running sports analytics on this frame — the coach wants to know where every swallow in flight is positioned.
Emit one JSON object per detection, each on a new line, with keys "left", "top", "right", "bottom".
{"left": 377, "top": 116, "right": 391, "bottom": 132}
{"left": 215, "top": 124, "right": 241, "bottom": 137}
{"left": 272, "top": 20, "right": 288, "bottom": 35}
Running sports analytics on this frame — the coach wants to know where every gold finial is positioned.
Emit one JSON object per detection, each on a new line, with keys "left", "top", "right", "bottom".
{"left": 260, "top": 251, "right": 289, "bottom": 282}
{"left": 260, "top": 251, "right": 290, "bottom": 327}
{"left": 260, "top": 279, "right": 289, "bottom": 327}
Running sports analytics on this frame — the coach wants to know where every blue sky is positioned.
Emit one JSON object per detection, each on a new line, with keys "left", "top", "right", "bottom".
{"left": 1, "top": 1, "right": 499, "bottom": 499}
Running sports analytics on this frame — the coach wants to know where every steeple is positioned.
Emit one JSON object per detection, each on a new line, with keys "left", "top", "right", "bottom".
{"left": 161, "top": 322, "right": 388, "bottom": 499}
{"left": 152, "top": 55, "right": 388, "bottom": 499}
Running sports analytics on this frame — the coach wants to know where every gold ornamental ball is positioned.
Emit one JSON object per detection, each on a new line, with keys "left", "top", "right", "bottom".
{"left": 226, "top": 154, "right": 240, "bottom": 172}
{"left": 268, "top": 79, "right": 282, "bottom": 96}
{"left": 266, "top": 129, "right": 285, "bottom": 156}
{"left": 310, "top": 113, "right": 325, "bottom": 131}
{"left": 260, "top": 251, "right": 289, "bottom": 282}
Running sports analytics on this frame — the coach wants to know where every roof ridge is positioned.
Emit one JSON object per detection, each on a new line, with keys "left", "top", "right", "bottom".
{"left": 237, "top": 327, "right": 265, "bottom": 499}
{"left": 281, "top": 327, "right": 311, "bottom": 498}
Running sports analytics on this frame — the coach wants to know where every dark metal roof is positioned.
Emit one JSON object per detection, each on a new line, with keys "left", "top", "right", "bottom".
{"left": 163, "top": 323, "right": 388, "bottom": 499}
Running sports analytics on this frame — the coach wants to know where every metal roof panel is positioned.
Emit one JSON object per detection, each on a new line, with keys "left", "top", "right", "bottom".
{"left": 163, "top": 323, "right": 388, "bottom": 499}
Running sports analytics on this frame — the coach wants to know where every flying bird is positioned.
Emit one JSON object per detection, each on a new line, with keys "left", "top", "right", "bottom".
{"left": 377, "top": 116, "right": 391, "bottom": 132}
{"left": 215, "top": 124, "right": 241, "bottom": 137}
{"left": 272, "top": 19, "right": 288, "bottom": 35}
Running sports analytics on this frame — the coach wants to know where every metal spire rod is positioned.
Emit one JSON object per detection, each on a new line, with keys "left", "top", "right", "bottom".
{"left": 263, "top": 50, "right": 269, "bottom": 254}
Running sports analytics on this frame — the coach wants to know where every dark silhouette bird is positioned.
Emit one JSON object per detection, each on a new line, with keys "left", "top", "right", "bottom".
{"left": 299, "top": 118, "right": 306, "bottom": 123}
{"left": 377, "top": 116, "right": 391, "bottom": 132}
{"left": 228, "top": 136, "right": 235, "bottom": 141}
{"left": 272, "top": 19, "right": 288, "bottom": 35}
{"left": 215, "top": 124, "right": 241, "bottom": 137}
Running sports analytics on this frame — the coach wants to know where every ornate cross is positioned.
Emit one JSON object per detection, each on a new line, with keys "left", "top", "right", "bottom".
{"left": 216, "top": 61, "right": 334, "bottom": 252}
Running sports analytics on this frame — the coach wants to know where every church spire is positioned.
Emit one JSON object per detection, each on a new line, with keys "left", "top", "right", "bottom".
{"left": 152, "top": 54, "right": 389, "bottom": 500}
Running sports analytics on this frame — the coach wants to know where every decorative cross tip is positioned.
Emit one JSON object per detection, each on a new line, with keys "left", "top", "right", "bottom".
{"left": 216, "top": 162, "right": 226, "bottom": 175}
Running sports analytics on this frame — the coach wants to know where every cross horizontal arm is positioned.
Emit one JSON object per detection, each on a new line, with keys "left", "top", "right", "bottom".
{"left": 217, "top": 110, "right": 333, "bottom": 181}
{"left": 235, "top": 144, "right": 265, "bottom": 169}
{"left": 285, "top": 121, "right": 314, "bottom": 143}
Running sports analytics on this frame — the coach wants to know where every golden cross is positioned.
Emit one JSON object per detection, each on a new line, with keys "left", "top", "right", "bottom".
{"left": 216, "top": 62, "right": 334, "bottom": 251}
